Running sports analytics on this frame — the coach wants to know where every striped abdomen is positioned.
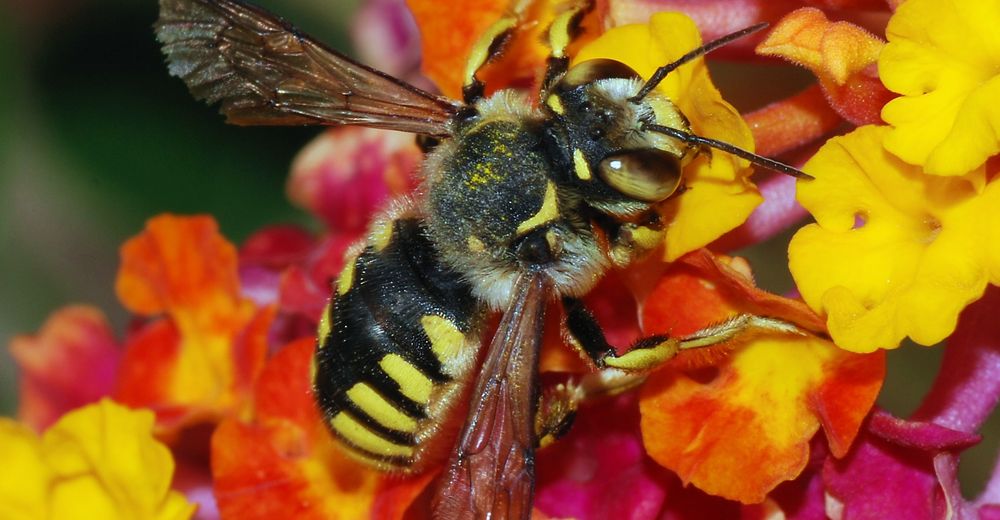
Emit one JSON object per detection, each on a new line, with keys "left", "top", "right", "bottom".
{"left": 313, "top": 217, "right": 484, "bottom": 470}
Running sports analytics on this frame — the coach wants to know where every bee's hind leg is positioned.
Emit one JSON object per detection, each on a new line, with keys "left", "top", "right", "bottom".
{"left": 561, "top": 296, "right": 805, "bottom": 374}
{"left": 530, "top": 298, "right": 805, "bottom": 442}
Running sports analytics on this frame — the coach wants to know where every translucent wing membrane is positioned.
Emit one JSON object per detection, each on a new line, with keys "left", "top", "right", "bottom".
{"left": 432, "top": 273, "right": 551, "bottom": 520}
{"left": 156, "top": 0, "right": 459, "bottom": 135}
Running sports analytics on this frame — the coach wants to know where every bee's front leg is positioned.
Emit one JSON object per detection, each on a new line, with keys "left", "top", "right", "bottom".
{"left": 540, "top": 0, "right": 595, "bottom": 96}
{"left": 462, "top": 16, "right": 518, "bottom": 104}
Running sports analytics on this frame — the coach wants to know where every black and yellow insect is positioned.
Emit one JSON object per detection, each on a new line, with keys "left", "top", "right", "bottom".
{"left": 155, "top": 1, "right": 809, "bottom": 518}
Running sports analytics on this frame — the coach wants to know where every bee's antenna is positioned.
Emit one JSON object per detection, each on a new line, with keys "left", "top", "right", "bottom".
{"left": 629, "top": 23, "right": 769, "bottom": 103}
{"left": 644, "top": 123, "right": 813, "bottom": 179}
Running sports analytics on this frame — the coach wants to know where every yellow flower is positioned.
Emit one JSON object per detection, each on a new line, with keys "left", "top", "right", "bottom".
{"left": 880, "top": 0, "right": 1000, "bottom": 176}
{"left": 0, "top": 399, "right": 195, "bottom": 520}
{"left": 788, "top": 125, "right": 1000, "bottom": 352}
{"left": 574, "top": 12, "right": 762, "bottom": 260}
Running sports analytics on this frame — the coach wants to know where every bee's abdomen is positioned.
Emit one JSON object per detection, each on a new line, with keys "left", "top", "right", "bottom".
{"left": 313, "top": 217, "right": 482, "bottom": 470}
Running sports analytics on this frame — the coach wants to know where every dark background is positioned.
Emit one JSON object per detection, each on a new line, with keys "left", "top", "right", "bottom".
{"left": 0, "top": 0, "right": 358, "bottom": 412}
{"left": 0, "top": 0, "right": 993, "bottom": 498}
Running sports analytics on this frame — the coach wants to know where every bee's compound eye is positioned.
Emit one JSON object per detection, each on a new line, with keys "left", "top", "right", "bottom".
{"left": 557, "top": 59, "right": 642, "bottom": 92}
{"left": 597, "top": 149, "right": 682, "bottom": 202}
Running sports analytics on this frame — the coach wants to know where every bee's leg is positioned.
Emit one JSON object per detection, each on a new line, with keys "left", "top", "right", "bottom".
{"left": 415, "top": 134, "right": 441, "bottom": 154}
{"left": 541, "top": 0, "right": 594, "bottom": 96}
{"left": 533, "top": 368, "right": 649, "bottom": 447}
{"left": 532, "top": 299, "right": 801, "bottom": 444}
{"left": 561, "top": 296, "right": 804, "bottom": 372}
{"left": 535, "top": 379, "right": 584, "bottom": 448}
{"left": 462, "top": 16, "right": 519, "bottom": 104}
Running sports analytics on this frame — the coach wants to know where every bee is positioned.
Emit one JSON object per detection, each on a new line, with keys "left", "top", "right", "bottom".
{"left": 155, "top": 0, "right": 810, "bottom": 518}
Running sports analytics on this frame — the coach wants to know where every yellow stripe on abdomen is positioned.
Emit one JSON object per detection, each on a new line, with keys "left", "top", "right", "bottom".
{"left": 330, "top": 413, "right": 414, "bottom": 458}
{"left": 421, "top": 315, "right": 465, "bottom": 362}
{"left": 379, "top": 353, "right": 433, "bottom": 405}
{"left": 346, "top": 382, "right": 418, "bottom": 433}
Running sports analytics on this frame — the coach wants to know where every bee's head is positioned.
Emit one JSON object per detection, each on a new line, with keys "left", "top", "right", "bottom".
{"left": 545, "top": 59, "right": 696, "bottom": 218}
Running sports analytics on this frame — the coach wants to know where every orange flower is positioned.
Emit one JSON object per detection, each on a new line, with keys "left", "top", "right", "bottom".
{"left": 114, "top": 215, "right": 273, "bottom": 435}
{"left": 757, "top": 8, "right": 893, "bottom": 125}
{"left": 211, "top": 338, "right": 431, "bottom": 519}
{"left": 638, "top": 251, "right": 884, "bottom": 503}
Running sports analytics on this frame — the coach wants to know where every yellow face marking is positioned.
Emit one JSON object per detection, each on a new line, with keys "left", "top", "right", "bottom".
{"left": 316, "top": 300, "right": 333, "bottom": 346}
{"left": 546, "top": 95, "right": 565, "bottom": 115}
{"left": 647, "top": 97, "right": 692, "bottom": 158}
{"left": 346, "top": 382, "right": 418, "bottom": 433}
{"left": 370, "top": 219, "right": 393, "bottom": 251}
{"left": 464, "top": 17, "right": 517, "bottom": 86}
{"left": 548, "top": 9, "right": 576, "bottom": 58}
{"left": 379, "top": 354, "right": 432, "bottom": 404}
{"left": 336, "top": 258, "right": 356, "bottom": 295}
{"left": 516, "top": 181, "right": 560, "bottom": 235}
{"left": 467, "top": 235, "right": 485, "bottom": 253}
{"left": 573, "top": 149, "right": 592, "bottom": 180}
{"left": 331, "top": 413, "right": 414, "bottom": 458}
{"left": 421, "top": 315, "right": 465, "bottom": 361}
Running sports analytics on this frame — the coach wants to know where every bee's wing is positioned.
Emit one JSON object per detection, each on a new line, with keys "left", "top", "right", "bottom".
{"left": 156, "top": 0, "right": 459, "bottom": 136}
{"left": 432, "top": 272, "right": 550, "bottom": 520}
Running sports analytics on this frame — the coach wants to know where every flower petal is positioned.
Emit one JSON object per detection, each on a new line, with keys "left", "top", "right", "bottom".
{"left": 534, "top": 394, "right": 672, "bottom": 520}
{"left": 0, "top": 419, "right": 49, "bottom": 519}
{"left": 352, "top": 0, "right": 424, "bottom": 82}
{"left": 287, "top": 128, "right": 420, "bottom": 234}
{"left": 880, "top": 0, "right": 1000, "bottom": 175}
{"left": 406, "top": 0, "right": 585, "bottom": 98}
{"left": 757, "top": 8, "right": 891, "bottom": 125}
{"left": 43, "top": 399, "right": 195, "bottom": 519}
{"left": 640, "top": 335, "right": 883, "bottom": 504}
{"left": 536, "top": 394, "right": 758, "bottom": 519}
{"left": 789, "top": 125, "right": 1000, "bottom": 351}
{"left": 0, "top": 400, "right": 195, "bottom": 520}
{"left": 114, "top": 215, "right": 271, "bottom": 434}
{"left": 116, "top": 215, "right": 241, "bottom": 320}
{"left": 822, "top": 412, "right": 979, "bottom": 519}
{"left": 212, "top": 338, "right": 431, "bottom": 519}
{"left": 638, "top": 252, "right": 883, "bottom": 503}
{"left": 606, "top": 0, "right": 775, "bottom": 54}
{"left": 405, "top": 0, "right": 508, "bottom": 97}
{"left": 9, "top": 305, "right": 120, "bottom": 431}
{"left": 239, "top": 225, "right": 315, "bottom": 271}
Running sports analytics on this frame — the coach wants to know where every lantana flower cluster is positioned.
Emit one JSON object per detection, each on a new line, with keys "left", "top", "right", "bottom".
{"left": 4, "top": 0, "right": 1000, "bottom": 518}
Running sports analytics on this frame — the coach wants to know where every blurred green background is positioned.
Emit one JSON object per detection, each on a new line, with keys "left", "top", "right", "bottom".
{"left": 0, "top": 0, "right": 995, "bottom": 499}
{"left": 0, "top": 0, "right": 358, "bottom": 414}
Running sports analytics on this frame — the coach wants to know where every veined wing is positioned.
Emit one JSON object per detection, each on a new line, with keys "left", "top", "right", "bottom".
{"left": 431, "top": 272, "right": 550, "bottom": 520}
{"left": 156, "top": 0, "right": 459, "bottom": 136}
